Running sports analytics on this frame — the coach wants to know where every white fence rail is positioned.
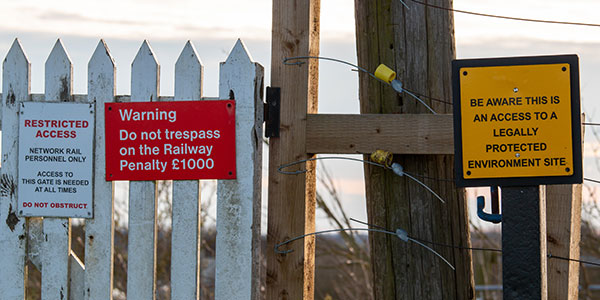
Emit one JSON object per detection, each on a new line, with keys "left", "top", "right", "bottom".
{"left": 0, "top": 38, "right": 263, "bottom": 300}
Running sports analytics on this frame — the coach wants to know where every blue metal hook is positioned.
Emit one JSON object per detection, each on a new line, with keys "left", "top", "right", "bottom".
{"left": 477, "top": 186, "right": 502, "bottom": 224}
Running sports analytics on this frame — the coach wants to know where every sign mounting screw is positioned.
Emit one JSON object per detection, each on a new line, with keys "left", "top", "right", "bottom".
{"left": 513, "top": 87, "right": 519, "bottom": 93}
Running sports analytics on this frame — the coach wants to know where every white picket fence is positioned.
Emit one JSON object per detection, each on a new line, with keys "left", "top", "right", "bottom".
{"left": 0, "top": 38, "right": 263, "bottom": 300}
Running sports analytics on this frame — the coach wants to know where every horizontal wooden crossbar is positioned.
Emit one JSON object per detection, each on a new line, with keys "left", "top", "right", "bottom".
{"left": 305, "top": 114, "right": 454, "bottom": 154}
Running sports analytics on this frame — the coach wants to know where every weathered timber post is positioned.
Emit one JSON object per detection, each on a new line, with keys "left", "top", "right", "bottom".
{"left": 546, "top": 118, "right": 583, "bottom": 300}
{"left": 267, "top": 0, "right": 320, "bottom": 299}
{"left": 354, "top": 0, "right": 474, "bottom": 299}
{"left": 546, "top": 184, "right": 582, "bottom": 300}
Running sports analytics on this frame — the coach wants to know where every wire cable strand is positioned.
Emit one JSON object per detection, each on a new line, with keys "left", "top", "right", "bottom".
{"left": 278, "top": 156, "right": 446, "bottom": 203}
{"left": 278, "top": 156, "right": 388, "bottom": 175}
{"left": 585, "top": 177, "right": 600, "bottom": 184}
{"left": 351, "top": 218, "right": 502, "bottom": 252}
{"left": 283, "top": 56, "right": 388, "bottom": 85}
{"left": 403, "top": 88, "right": 437, "bottom": 115}
{"left": 352, "top": 219, "right": 600, "bottom": 267}
{"left": 283, "top": 55, "right": 437, "bottom": 114}
{"left": 583, "top": 122, "right": 600, "bottom": 126}
{"left": 410, "top": 0, "right": 600, "bottom": 28}
{"left": 548, "top": 254, "right": 600, "bottom": 267}
{"left": 274, "top": 227, "right": 455, "bottom": 270}
{"left": 403, "top": 87, "right": 453, "bottom": 106}
{"left": 402, "top": 172, "right": 446, "bottom": 203}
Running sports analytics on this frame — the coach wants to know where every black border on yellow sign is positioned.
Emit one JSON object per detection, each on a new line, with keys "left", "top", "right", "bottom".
{"left": 452, "top": 55, "right": 582, "bottom": 187}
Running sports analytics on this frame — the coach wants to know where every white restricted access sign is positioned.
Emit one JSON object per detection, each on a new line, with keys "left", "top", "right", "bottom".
{"left": 18, "top": 102, "right": 94, "bottom": 218}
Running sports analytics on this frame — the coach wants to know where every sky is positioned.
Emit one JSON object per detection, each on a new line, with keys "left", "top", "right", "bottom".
{"left": 1, "top": 0, "right": 600, "bottom": 230}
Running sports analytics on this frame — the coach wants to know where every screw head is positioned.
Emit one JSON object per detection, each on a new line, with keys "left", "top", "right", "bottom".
{"left": 513, "top": 87, "right": 519, "bottom": 93}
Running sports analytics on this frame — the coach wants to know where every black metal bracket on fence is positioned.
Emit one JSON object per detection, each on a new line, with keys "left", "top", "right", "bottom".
{"left": 264, "top": 86, "right": 281, "bottom": 138}
{"left": 477, "top": 186, "right": 502, "bottom": 224}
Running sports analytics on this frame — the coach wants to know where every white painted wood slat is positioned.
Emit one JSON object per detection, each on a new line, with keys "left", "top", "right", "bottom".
{"left": 41, "top": 39, "right": 72, "bottom": 300}
{"left": 85, "top": 39, "right": 116, "bottom": 300}
{"left": 127, "top": 40, "right": 159, "bottom": 300}
{"left": 171, "top": 40, "right": 202, "bottom": 300}
{"left": 70, "top": 251, "right": 86, "bottom": 299}
{"left": 216, "top": 39, "right": 264, "bottom": 300}
{"left": 0, "top": 38, "right": 30, "bottom": 299}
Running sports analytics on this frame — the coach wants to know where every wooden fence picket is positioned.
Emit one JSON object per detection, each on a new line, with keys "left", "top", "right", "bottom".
{"left": 171, "top": 40, "right": 203, "bottom": 300}
{"left": 85, "top": 39, "right": 116, "bottom": 300}
{"left": 127, "top": 40, "right": 160, "bottom": 300}
{"left": 216, "top": 39, "right": 264, "bottom": 300}
{"left": 41, "top": 39, "right": 73, "bottom": 300}
{"left": 0, "top": 38, "right": 29, "bottom": 299}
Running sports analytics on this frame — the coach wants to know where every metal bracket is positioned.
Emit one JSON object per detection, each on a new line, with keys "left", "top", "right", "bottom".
{"left": 264, "top": 87, "right": 280, "bottom": 138}
{"left": 477, "top": 186, "right": 502, "bottom": 224}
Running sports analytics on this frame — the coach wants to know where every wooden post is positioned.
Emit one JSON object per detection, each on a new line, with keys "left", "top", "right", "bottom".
{"left": 0, "top": 38, "right": 29, "bottom": 299}
{"left": 354, "top": 0, "right": 474, "bottom": 299}
{"left": 216, "top": 39, "right": 264, "bottom": 300}
{"left": 546, "top": 184, "right": 582, "bottom": 299}
{"left": 42, "top": 39, "right": 72, "bottom": 300}
{"left": 85, "top": 39, "right": 116, "bottom": 300}
{"left": 267, "top": 0, "right": 320, "bottom": 299}
{"left": 502, "top": 186, "right": 547, "bottom": 300}
{"left": 546, "top": 118, "right": 583, "bottom": 300}
{"left": 127, "top": 40, "right": 159, "bottom": 300}
{"left": 171, "top": 41, "right": 202, "bottom": 300}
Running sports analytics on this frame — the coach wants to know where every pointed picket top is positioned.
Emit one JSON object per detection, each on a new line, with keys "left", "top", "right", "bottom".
{"left": 133, "top": 40, "right": 159, "bottom": 67}
{"left": 4, "top": 38, "right": 30, "bottom": 69}
{"left": 174, "top": 40, "right": 202, "bottom": 100}
{"left": 131, "top": 40, "right": 159, "bottom": 102}
{"left": 88, "top": 39, "right": 115, "bottom": 98}
{"left": 3, "top": 38, "right": 31, "bottom": 108}
{"left": 88, "top": 39, "right": 115, "bottom": 72}
{"left": 176, "top": 40, "right": 202, "bottom": 67}
{"left": 45, "top": 39, "right": 73, "bottom": 101}
{"left": 223, "top": 39, "right": 254, "bottom": 66}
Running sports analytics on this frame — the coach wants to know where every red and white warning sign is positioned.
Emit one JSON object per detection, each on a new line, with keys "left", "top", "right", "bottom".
{"left": 104, "top": 100, "right": 236, "bottom": 181}
{"left": 18, "top": 102, "right": 95, "bottom": 218}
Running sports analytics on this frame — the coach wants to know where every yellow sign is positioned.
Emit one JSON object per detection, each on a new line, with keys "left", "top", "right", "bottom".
{"left": 459, "top": 63, "right": 573, "bottom": 179}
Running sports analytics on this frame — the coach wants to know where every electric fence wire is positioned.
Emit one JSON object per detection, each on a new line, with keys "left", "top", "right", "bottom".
{"left": 351, "top": 218, "right": 600, "bottom": 267}
{"left": 283, "top": 56, "right": 439, "bottom": 114}
{"left": 584, "top": 177, "right": 600, "bottom": 184}
{"left": 280, "top": 155, "right": 600, "bottom": 186}
{"left": 409, "top": 0, "right": 600, "bottom": 28}
{"left": 277, "top": 158, "right": 600, "bottom": 267}
{"left": 278, "top": 156, "right": 446, "bottom": 203}
{"left": 274, "top": 226, "right": 456, "bottom": 270}
{"left": 350, "top": 218, "right": 502, "bottom": 253}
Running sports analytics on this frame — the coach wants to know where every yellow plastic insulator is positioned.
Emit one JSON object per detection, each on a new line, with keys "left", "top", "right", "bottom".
{"left": 374, "top": 64, "right": 396, "bottom": 83}
{"left": 370, "top": 150, "right": 393, "bottom": 168}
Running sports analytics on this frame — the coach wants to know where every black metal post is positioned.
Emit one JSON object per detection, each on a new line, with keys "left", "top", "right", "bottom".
{"left": 501, "top": 186, "right": 547, "bottom": 300}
